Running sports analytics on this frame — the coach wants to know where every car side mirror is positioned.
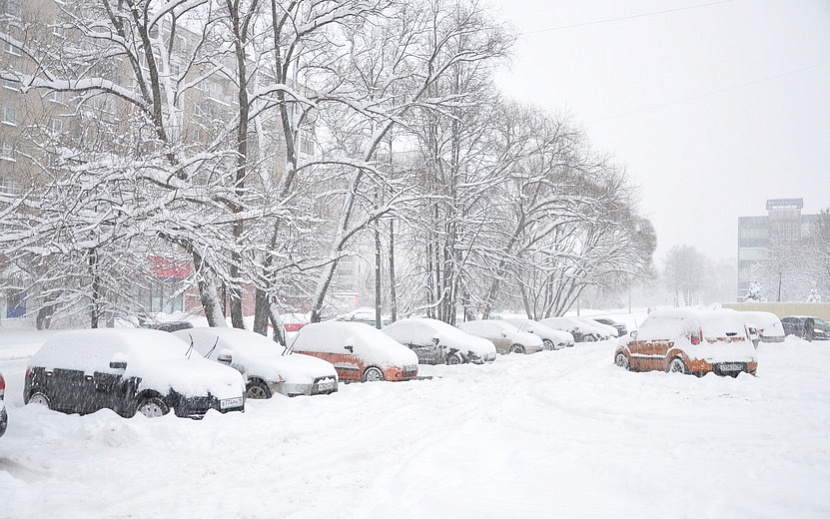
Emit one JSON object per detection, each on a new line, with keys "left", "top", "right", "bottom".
{"left": 629, "top": 331, "right": 638, "bottom": 339}
{"left": 501, "top": 332, "right": 507, "bottom": 338}
{"left": 109, "top": 361, "right": 127, "bottom": 370}
{"left": 432, "top": 336, "right": 440, "bottom": 345}
{"left": 217, "top": 349, "right": 233, "bottom": 365}
{"left": 344, "top": 345, "right": 354, "bottom": 353}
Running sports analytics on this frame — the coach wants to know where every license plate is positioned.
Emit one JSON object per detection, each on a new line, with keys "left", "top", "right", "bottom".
{"left": 317, "top": 381, "right": 336, "bottom": 392}
{"left": 719, "top": 363, "right": 743, "bottom": 372}
{"left": 220, "top": 396, "right": 244, "bottom": 409}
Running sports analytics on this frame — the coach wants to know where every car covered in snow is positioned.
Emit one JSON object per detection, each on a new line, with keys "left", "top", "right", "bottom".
{"left": 614, "top": 308, "right": 758, "bottom": 377}
{"left": 504, "top": 318, "right": 574, "bottom": 350}
{"left": 540, "top": 316, "right": 607, "bottom": 342}
{"left": 24, "top": 329, "right": 246, "bottom": 419}
{"left": 173, "top": 327, "right": 338, "bottom": 398}
{"left": 592, "top": 317, "right": 628, "bottom": 338}
{"left": 382, "top": 318, "right": 497, "bottom": 364}
{"left": 0, "top": 371, "right": 7, "bottom": 438}
{"left": 741, "top": 311, "right": 785, "bottom": 347}
{"left": 290, "top": 322, "right": 419, "bottom": 382}
{"left": 457, "top": 320, "right": 544, "bottom": 354}
{"left": 781, "top": 315, "right": 829, "bottom": 342}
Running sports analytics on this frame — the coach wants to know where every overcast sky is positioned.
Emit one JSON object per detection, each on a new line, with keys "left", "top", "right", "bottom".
{"left": 486, "top": 0, "right": 830, "bottom": 264}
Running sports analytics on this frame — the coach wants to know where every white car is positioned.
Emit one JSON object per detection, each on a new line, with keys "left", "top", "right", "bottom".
{"left": 457, "top": 320, "right": 544, "bottom": 354}
{"left": 383, "top": 318, "right": 497, "bottom": 364}
{"left": 504, "top": 318, "right": 574, "bottom": 350}
{"left": 540, "top": 316, "right": 607, "bottom": 342}
{"left": 174, "top": 327, "right": 338, "bottom": 398}
{"left": 741, "top": 311, "right": 785, "bottom": 346}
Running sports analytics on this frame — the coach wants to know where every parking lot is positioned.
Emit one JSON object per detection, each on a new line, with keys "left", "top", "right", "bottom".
{"left": 1, "top": 329, "right": 829, "bottom": 519}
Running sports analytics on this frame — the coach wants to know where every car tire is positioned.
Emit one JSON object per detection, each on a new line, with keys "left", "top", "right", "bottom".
{"left": 668, "top": 357, "right": 687, "bottom": 375}
{"left": 28, "top": 391, "right": 51, "bottom": 409}
{"left": 447, "top": 353, "right": 463, "bottom": 365}
{"left": 615, "top": 352, "right": 630, "bottom": 371}
{"left": 542, "top": 339, "right": 554, "bottom": 351}
{"left": 137, "top": 396, "right": 170, "bottom": 418}
{"left": 363, "top": 367, "right": 385, "bottom": 382}
{"left": 509, "top": 344, "right": 525, "bottom": 354}
{"left": 582, "top": 334, "right": 596, "bottom": 342}
{"left": 246, "top": 380, "right": 272, "bottom": 399}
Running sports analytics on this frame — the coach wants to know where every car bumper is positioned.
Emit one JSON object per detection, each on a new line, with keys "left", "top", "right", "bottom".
{"left": 283, "top": 376, "right": 339, "bottom": 396}
{"left": 687, "top": 358, "right": 758, "bottom": 377}
{"left": 174, "top": 393, "right": 245, "bottom": 419}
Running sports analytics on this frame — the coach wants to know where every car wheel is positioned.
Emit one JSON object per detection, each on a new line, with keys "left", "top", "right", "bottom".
{"left": 28, "top": 391, "right": 51, "bottom": 409}
{"left": 137, "top": 397, "right": 170, "bottom": 418}
{"left": 509, "top": 344, "right": 525, "bottom": 354}
{"left": 447, "top": 353, "right": 463, "bottom": 365}
{"left": 363, "top": 367, "right": 385, "bottom": 382}
{"left": 582, "top": 334, "right": 596, "bottom": 342}
{"left": 542, "top": 339, "right": 554, "bottom": 351}
{"left": 246, "top": 380, "right": 272, "bottom": 399}
{"left": 615, "top": 352, "right": 630, "bottom": 371}
{"left": 668, "top": 357, "right": 687, "bottom": 375}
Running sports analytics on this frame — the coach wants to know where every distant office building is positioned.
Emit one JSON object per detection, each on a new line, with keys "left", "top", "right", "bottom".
{"left": 737, "top": 199, "right": 818, "bottom": 300}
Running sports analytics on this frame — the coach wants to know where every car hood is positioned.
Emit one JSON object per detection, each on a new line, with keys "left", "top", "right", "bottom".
{"left": 238, "top": 352, "right": 338, "bottom": 384}
{"left": 131, "top": 357, "right": 245, "bottom": 400}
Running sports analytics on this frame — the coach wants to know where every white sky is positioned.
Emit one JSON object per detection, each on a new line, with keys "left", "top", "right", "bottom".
{"left": 487, "top": 0, "right": 830, "bottom": 263}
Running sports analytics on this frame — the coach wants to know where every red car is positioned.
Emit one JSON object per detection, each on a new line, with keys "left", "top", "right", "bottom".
{"left": 614, "top": 309, "right": 758, "bottom": 377}
{"left": 290, "top": 322, "right": 419, "bottom": 382}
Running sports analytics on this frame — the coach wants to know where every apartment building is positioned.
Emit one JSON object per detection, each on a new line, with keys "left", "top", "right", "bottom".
{"left": 737, "top": 198, "right": 818, "bottom": 300}
{"left": 1, "top": 1, "right": 318, "bottom": 321}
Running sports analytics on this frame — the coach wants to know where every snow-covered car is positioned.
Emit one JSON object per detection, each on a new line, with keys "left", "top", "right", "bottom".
{"left": 142, "top": 320, "right": 194, "bottom": 333}
{"left": 504, "top": 318, "right": 574, "bottom": 350}
{"left": 614, "top": 308, "right": 758, "bottom": 377}
{"left": 457, "top": 320, "right": 544, "bottom": 354}
{"left": 540, "top": 316, "right": 605, "bottom": 342}
{"left": 781, "top": 315, "right": 829, "bottom": 341}
{"left": 592, "top": 317, "right": 628, "bottom": 338}
{"left": 290, "top": 322, "right": 419, "bottom": 382}
{"left": 382, "top": 318, "right": 497, "bottom": 364}
{"left": 335, "top": 307, "right": 391, "bottom": 327}
{"left": 24, "top": 329, "right": 246, "bottom": 419}
{"left": 173, "top": 327, "right": 338, "bottom": 398}
{"left": 572, "top": 317, "right": 616, "bottom": 339}
{"left": 741, "top": 311, "right": 785, "bottom": 347}
{"left": 0, "top": 372, "right": 7, "bottom": 438}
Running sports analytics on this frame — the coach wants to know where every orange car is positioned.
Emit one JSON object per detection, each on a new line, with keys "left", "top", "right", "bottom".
{"left": 289, "top": 321, "right": 419, "bottom": 382}
{"left": 614, "top": 308, "right": 758, "bottom": 377}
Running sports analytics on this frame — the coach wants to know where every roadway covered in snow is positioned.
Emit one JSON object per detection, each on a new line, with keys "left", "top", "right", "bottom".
{"left": 0, "top": 327, "right": 828, "bottom": 518}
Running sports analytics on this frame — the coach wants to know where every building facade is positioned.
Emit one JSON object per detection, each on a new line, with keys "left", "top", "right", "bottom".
{"left": 737, "top": 199, "right": 818, "bottom": 301}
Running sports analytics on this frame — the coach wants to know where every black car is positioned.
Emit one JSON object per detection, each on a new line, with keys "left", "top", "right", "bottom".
{"left": 781, "top": 316, "right": 830, "bottom": 341}
{"left": 24, "top": 329, "right": 246, "bottom": 419}
{"left": 593, "top": 318, "right": 628, "bottom": 338}
{"left": 0, "top": 372, "right": 7, "bottom": 438}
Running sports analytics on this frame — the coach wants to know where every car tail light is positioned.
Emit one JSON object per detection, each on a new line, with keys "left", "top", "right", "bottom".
{"left": 690, "top": 331, "right": 702, "bottom": 345}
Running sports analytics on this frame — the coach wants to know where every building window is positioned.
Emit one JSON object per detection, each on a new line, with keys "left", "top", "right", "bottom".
{"left": 0, "top": 175, "right": 15, "bottom": 195}
{"left": 0, "top": 140, "right": 14, "bottom": 161}
{"left": 48, "top": 117, "right": 63, "bottom": 133}
{"left": 2, "top": 78, "right": 17, "bottom": 91}
{"left": 47, "top": 90, "right": 64, "bottom": 104}
{"left": 2, "top": 106, "right": 17, "bottom": 125}
{"left": 4, "top": 42, "right": 21, "bottom": 56}
{"left": 4, "top": 0, "right": 22, "bottom": 17}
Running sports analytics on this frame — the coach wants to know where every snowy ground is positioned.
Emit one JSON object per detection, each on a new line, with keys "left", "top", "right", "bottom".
{"left": 1, "top": 323, "right": 829, "bottom": 518}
